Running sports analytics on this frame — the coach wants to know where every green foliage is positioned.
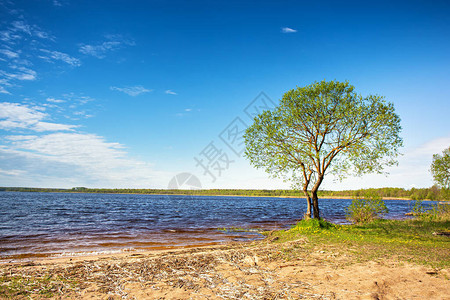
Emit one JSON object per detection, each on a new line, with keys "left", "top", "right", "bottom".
{"left": 290, "top": 218, "right": 336, "bottom": 232}
{"left": 244, "top": 80, "right": 402, "bottom": 180}
{"left": 346, "top": 192, "right": 388, "bottom": 224}
{"left": 417, "top": 203, "right": 450, "bottom": 222}
{"left": 243, "top": 80, "right": 403, "bottom": 218}
{"left": 0, "top": 274, "right": 78, "bottom": 298}
{"left": 430, "top": 146, "right": 450, "bottom": 189}
{"left": 411, "top": 200, "right": 425, "bottom": 215}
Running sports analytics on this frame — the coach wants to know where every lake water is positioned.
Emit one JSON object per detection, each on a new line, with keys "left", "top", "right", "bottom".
{"left": 0, "top": 192, "right": 435, "bottom": 261}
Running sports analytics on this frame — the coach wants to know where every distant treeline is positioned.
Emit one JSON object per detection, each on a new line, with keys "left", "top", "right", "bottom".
{"left": 0, "top": 186, "right": 448, "bottom": 200}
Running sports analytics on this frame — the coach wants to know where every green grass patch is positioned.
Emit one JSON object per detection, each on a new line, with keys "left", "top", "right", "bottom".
{"left": 0, "top": 274, "right": 79, "bottom": 299}
{"left": 266, "top": 218, "right": 450, "bottom": 268}
{"left": 218, "top": 227, "right": 261, "bottom": 233}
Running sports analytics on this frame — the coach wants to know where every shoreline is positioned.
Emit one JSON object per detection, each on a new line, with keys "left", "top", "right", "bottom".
{"left": 1, "top": 233, "right": 448, "bottom": 299}
{"left": 0, "top": 241, "right": 231, "bottom": 265}
{"left": 2, "top": 242, "right": 226, "bottom": 266}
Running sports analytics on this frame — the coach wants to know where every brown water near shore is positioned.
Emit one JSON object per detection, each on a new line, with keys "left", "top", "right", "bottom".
{"left": 0, "top": 230, "right": 265, "bottom": 263}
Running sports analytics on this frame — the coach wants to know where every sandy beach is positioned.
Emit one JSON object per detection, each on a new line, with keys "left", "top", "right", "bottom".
{"left": 1, "top": 236, "right": 449, "bottom": 299}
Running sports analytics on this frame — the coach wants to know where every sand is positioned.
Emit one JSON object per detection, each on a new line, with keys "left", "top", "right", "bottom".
{"left": 1, "top": 238, "right": 449, "bottom": 299}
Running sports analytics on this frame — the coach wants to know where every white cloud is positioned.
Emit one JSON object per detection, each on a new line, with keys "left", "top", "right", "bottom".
{"left": 0, "top": 66, "right": 37, "bottom": 81}
{"left": 281, "top": 27, "right": 297, "bottom": 33}
{"left": 79, "top": 42, "right": 120, "bottom": 58}
{"left": 110, "top": 85, "right": 152, "bottom": 96}
{"left": 0, "top": 102, "right": 77, "bottom": 132}
{"left": 0, "top": 49, "right": 19, "bottom": 58}
{"left": 165, "top": 89, "right": 177, "bottom": 95}
{"left": 4, "top": 135, "right": 38, "bottom": 141}
{"left": 40, "top": 49, "right": 81, "bottom": 67}
{"left": 60, "top": 93, "right": 95, "bottom": 105}
{"left": 0, "top": 168, "right": 25, "bottom": 176}
{"left": 185, "top": 108, "right": 192, "bottom": 112}
{"left": 0, "top": 17, "right": 61, "bottom": 92}
{"left": 79, "top": 35, "right": 135, "bottom": 58}
{"left": 0, "top": 100, "right": 167, "bottom": 188}
{"left": 0, "top": 133, "right": 169, "bottom": 188}
{"left": 33, "top": 122, "right": 78, "bottom": 132}
{"left": 0, "top": 30, "right": 21, "bottom": 43}
{"left": 0, "top": 16, "right": 53, "bottom": 46}
{"left": 0, "top": 86, "right": 10, "bottom": 94}
{"left": 46, "top": 97, "right": 65, "bottom": 103}
{"left": 2, "top": 20, "right": 53, "bottom": 42}
{"left": 11, "top": 20, "right": 32, "bottom": 35}
{"left": 73, "top": 111, "right": 93, "bottom": 119}
{"left": 10, "top": 133, "right": 126, "bottom": 163}
{"left": 0, "top": 65, "right": 36, "bottom": 93}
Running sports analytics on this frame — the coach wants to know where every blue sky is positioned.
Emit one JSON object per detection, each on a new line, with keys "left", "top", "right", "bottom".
{"left": 0, "top": 0, "right": 449, "bottom": 189}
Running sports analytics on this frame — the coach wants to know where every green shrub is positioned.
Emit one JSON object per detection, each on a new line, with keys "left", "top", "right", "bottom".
{"left": 346, "top": 192, "right": 388, "bottom": 224}
{"left": 419, "top": 202, "right": 450, "bottom": 222}
{"left": 412, "top": 200, "right": 425, "bottom": 214}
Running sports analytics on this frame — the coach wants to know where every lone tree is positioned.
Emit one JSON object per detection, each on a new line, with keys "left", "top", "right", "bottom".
{"left": 430, "top": 146, "right": 450, "bottom": 190}
{"left": 244, "top": 80, "right": 403, "bottom": 219}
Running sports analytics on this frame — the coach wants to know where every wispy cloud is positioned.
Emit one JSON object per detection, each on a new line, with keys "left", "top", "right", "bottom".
{"left": 39, "top": 49, "right": 81, "bottom": 67}
{"left": 0, "top": 168, "right": 25, "bottom": 177}
{"left": 0, "top": 16, "right": 56, "bottom": 93}
{"left": 0, "top": 99, "right": 167, "bottom": 188}
{"left": 0, "top": 86, "right": 10, "bottom": 94}
{"left": 0, "top": 133, "right": 168, "bottom": 188}
{"left": 0, "top": 20, "right": 53, "bottom": 44}
{"left": 0, "top": 66, "right": 37, "bottom": 81}
{"left": 61, "top": 93, "right": 94, "bottom": 105}
{"left": 44, "top": 93, "right": 96, "bottom": 119}
{"left": 110, "top": 85, "right": 152, "bottom": 96}
{"left": 165, "top": 89, "right": 177, "bottom": 95}
{"left": 281, "top": 27, "right": 297, "bottom": 33}
{"left": 0, "top": 102, "right": 77, "bottom": 132}
{"left": 11, "top": 20, "right": 32, "bottom": 35}
{"left": 52, "top": 0, "right": 63, "bottom": 6}
{"left": 79, "top": 35, "right": 135, "bottom": 59}
{"left": 46, "top": 97, "right": 65, "bottom": 103}
{"left": 0, "top": 49, "right": 20, "bottom": 59}
{"left": 175, "top": 108, "right": 194, "bottom": 117}
{"left": 79, "top": 42, "right": 120, "bottom": 58}
{"left": 0, "top": 79, "right": 12, "bottom": 94}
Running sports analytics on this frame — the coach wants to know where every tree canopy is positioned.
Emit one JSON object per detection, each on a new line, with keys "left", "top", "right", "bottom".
{"left": 244, "top": 80, "right": 403, "bottom": 219}
{"left": 430, "top": 146, "right": 450, "bottom": 190}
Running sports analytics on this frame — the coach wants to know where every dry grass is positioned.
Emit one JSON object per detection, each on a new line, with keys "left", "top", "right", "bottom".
{"left": 0, "top": 241, "right": 333, "bottom": 299}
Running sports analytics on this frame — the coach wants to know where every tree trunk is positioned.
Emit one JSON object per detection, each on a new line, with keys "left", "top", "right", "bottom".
{"left": 302, "top": 189, "right": 312, "bottom": 219}
{"left": 311, "top": 175, "right": 324, "bottom": 219}
{"left": 312, "top": 189, "right": 320, "bottom": 219}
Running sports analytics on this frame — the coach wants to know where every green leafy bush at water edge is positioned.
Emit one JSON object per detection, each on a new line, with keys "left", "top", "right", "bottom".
{"left": 346, "top": 192, "right": 388, "bottom": 224}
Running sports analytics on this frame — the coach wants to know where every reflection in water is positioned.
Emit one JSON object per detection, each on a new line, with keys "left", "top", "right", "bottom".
{"left": 0, "top": 192, "right": 435, "bottom": 260}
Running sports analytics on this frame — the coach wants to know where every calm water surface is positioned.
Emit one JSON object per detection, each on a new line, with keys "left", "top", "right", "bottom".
{"left": 0, "top": 192, "right": 436, "bottom": 260}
